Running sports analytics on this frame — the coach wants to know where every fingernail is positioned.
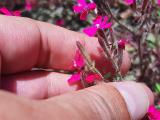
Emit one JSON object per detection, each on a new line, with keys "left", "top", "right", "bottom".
{"left": 113, "top": 82, "right": 153, "bottom": 120}
{"left": 140, "top": 83, "right": 154, "bottom": 105}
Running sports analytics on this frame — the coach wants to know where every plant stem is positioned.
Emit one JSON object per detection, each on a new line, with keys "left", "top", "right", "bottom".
{"left": 97, "top": 32, "right": 123, "bottom": 81}
{"left": 105, "top": 1, "right": 135, "bottom": 35}
{"left": 76, "top": 41, "right": 105, "bottom": 80}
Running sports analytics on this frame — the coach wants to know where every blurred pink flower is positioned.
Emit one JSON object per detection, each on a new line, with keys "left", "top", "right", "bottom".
{"left": 124, "top": 0, "right": 135, "bottom": 5}
{"left": 73, "top": 0, "right": 96, "bottom": 20}
{"left": 73, "top": 49, "right": 85, "bottom": 70}
{"left": 0, "top": 7, "right": 11, "bottom": 15}
{"left": 83, "top": 15, "right": 112, "bottom": 36}
{"left": 148, "top": 106, "right": 160, "bottom": 120}
{"left": 68, "top": 72, "right": 101, "bottom": 84}
{"left": 118, "top": 39, "right": 128, "bottom": 49}
{"left": 68, "top": 49, "right": 84, "bottom": 84}
{"left": 0, "top": 7, "right": 21, "bottom": 16}
{"left": 12, "top": 10, "right": 21, "bottom": 16}
{"left": 25, "top": 2, "right": 33, "bottom": 11}
{"left": 68, "top": 72, "right": 81, "bottom": 84}
{"left": 157, "top": 0, "right": 160, "bottom": 5}
{"left": 68, "top": 49, "right": 101, "bottom": 84}
{"left": 85, "top": 73, "right": 101, "bottom": 84}
{"left": 55, "top": 19, "right": 65, "bottom": 26}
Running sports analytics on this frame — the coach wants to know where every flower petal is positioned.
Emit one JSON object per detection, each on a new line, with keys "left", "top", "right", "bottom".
{"left": 85, "top": 74, "right": 101, "bottom": 84}
{"left": 25, "top": 2, "right": 32, "bottom": 11}
{"left": 101, "top": 22, "right": 112, "bottom": 29}
{"left": 68, "top": 73, "right": 81, "bottom": 84}
{"left": 118, "top": 39, "right": 127, "bottom": 49}
{"left": 87, "top": 3, "right": 97, "bottom": 10}
{"left": 78, "top": 0, "right": 87, "bottom": 6}
{"left": 73, "top": 5, "right": 83, "bottom": 13}
{"left": 158, "top": 0, "right": 160, "bottom": 5}
{"left": 80, "top": 10, "right": 88, "bottom": 20}
{"left": 93, "top": 15, "right": 102, "bottom": 25}
{"left": 12, "top": 10, "right": 21, "bottom": 16}
{"left": 0, "top": 7, "right": 12, "bottom": 16}
{"left": 148, "top": 106, "right": 160, "bottom": 120}
{"left": 101, "top": 16, "right": 109, "bottom": 25}
{"left": 124, "top": 0, "right": 135, "bottom": 5}
{"left": 73, "top": 49, "right": 85, "bottom": 69}
{"left": 83, "top": 26, "right": 98, "bottom": 36}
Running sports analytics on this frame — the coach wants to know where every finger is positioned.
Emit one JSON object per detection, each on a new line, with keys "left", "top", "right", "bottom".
{"left": 1, "top": 71, "right": 82, "bottom": 99}
{"left": 0, "top": 82, "right": 153, "bottom": 120}
{"left": 0, "top": 90, "right": 37, "bottom": 120}
{"left": 37, "top": 82, "right": 154, "bottom": 120}
{"left": 0, "top": 15, "right": 130, "bottom": 75}
{"left": 1, "top": 51, "right": 130, "bottom": 99}
{"left": 1, "top": 50, "right": 130, "bottom": 99}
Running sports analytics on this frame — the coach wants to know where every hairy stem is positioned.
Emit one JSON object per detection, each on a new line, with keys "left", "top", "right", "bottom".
{"left": 97, "top": 31, "right": 123, "bottom": 81}
{"left": 76, "top": 41, "right": 105, "bottom": 80}
{"left": 105, "top": 1, "right": 135, "bottom": 35}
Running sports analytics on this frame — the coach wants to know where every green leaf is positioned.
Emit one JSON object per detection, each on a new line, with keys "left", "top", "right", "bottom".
{"left": 104, "top": 73, "right": 111, "bottom": 79}
{"left": 158, "top": 9, "right": 160, "bottom": 17}
{"left": 154, "top": 83, "right": 160, "bottom": 93}
{"left": 146, "top": 33, "right": 156, "bottom": 48}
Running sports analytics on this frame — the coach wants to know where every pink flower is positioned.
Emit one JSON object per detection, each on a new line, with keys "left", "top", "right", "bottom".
{"left": 12, "top": 10, "right": 21, "bottom": 16}
{"left": 0, "top": 7, "right": 21, "bottom": 16}
{"left": 73, "top": 0, "right": 96, "bottom": 20}
{"left": 68, "top": 49, "right": 101, "bottom": 85}
{"left": 68, "top": 49, "right": 84, "bottom": 84}
{"left": 83, "top": 15, "right": 112, "bottom": 36}
{"left": 148, "top": 106, "right": 160, "bottom": 120}
{"left": 157, "top": 0, "right": 160, "bottom": 5}
{"left": 68, "top": 72, "right": 81, "bottom": 84}
{"left": 0, "top": 7, "right": 12, "bottom": 16}
{"left": 73, "top": 49, "right": 85, "bottom": 70}
{"left": 85, "top": 73, "right": 101, "bottom": 84}
{"left": 55, "top": 19, "right": 65, "bottom": 26}
{"left": 68, "top": 72, "right": 101, "bottom": 84}
{"left": 118, "top": 39, "right": 128, "bottom": 49}
{"left": 25, "top": 2, "right": 33, "bottom": 11}
{"left": 124, "top": 0, "right": 135, "bottom": 5}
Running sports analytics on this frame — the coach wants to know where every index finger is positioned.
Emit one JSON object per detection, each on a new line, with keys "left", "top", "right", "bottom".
{"left": 0, "top": 15, "right": 130, "bottom": 75}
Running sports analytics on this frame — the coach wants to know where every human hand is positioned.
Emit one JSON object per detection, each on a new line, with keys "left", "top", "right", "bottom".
{"left": 0, "top": 15, "right": 154, "bottom": 120}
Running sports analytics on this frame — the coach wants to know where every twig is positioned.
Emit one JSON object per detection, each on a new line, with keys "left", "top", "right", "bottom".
{"left": 104, "top": 1, "right": 135, "bottom": 35}
{"left": 76, "top": 41, "right": 105, "bottom": 80}
{"left": 97, "top": 31, "right": 123, "bottom": 81}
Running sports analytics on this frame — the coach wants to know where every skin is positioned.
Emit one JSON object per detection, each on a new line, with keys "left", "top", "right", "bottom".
{"left": 0, "top": 15, "right": 154, "bottom": 120}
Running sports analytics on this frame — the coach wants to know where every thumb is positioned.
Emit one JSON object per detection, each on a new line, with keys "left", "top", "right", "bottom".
{"left": 38, "top": 82, "right": 154, "bottom": 120}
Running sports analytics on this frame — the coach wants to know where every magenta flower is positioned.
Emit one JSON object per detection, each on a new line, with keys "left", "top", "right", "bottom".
{"left": 68, "top": 72, "right": 81, "bottom": 84}
{"left": 118, "top": 39, "right": 128, "bottom": 49}
{"left": 157, "top": 0, "right": 160, "bottom": 5}
{"left": 0, "top": 7, "right": 21, "bottom": 16}
{"left": 12, "top": 10, "right": 21, "bottom": 16}
{"left": 83, "top": 15, "right": 112, "bottom": 36}
{"left": 68, "top": 49, "right": 84, "bottom": 84}
{"left": 73, "top": 49, "right": 85, "bottom": 70}
{"left": 55, "top": 19, "right": 65, "bottom": 26}
{"left": 124, "top": 0, "right": 135, "bottom": 5}
{"left": 73, "top": 0, "right": 96, "bottom": 20}
{"left": 85, "top": 73, "right": 101, "bottom": 84}
{"left": 68, "top": 49, "right": 101, "bottom": 84}
{"left": 148, "top": 106, "right": 160, "bottom": 120}
{"left": 68, "top": 72, "right": 101, "bottom": 84}
{"left": 25, "top": 2, "right": 33, "bottom": 11}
